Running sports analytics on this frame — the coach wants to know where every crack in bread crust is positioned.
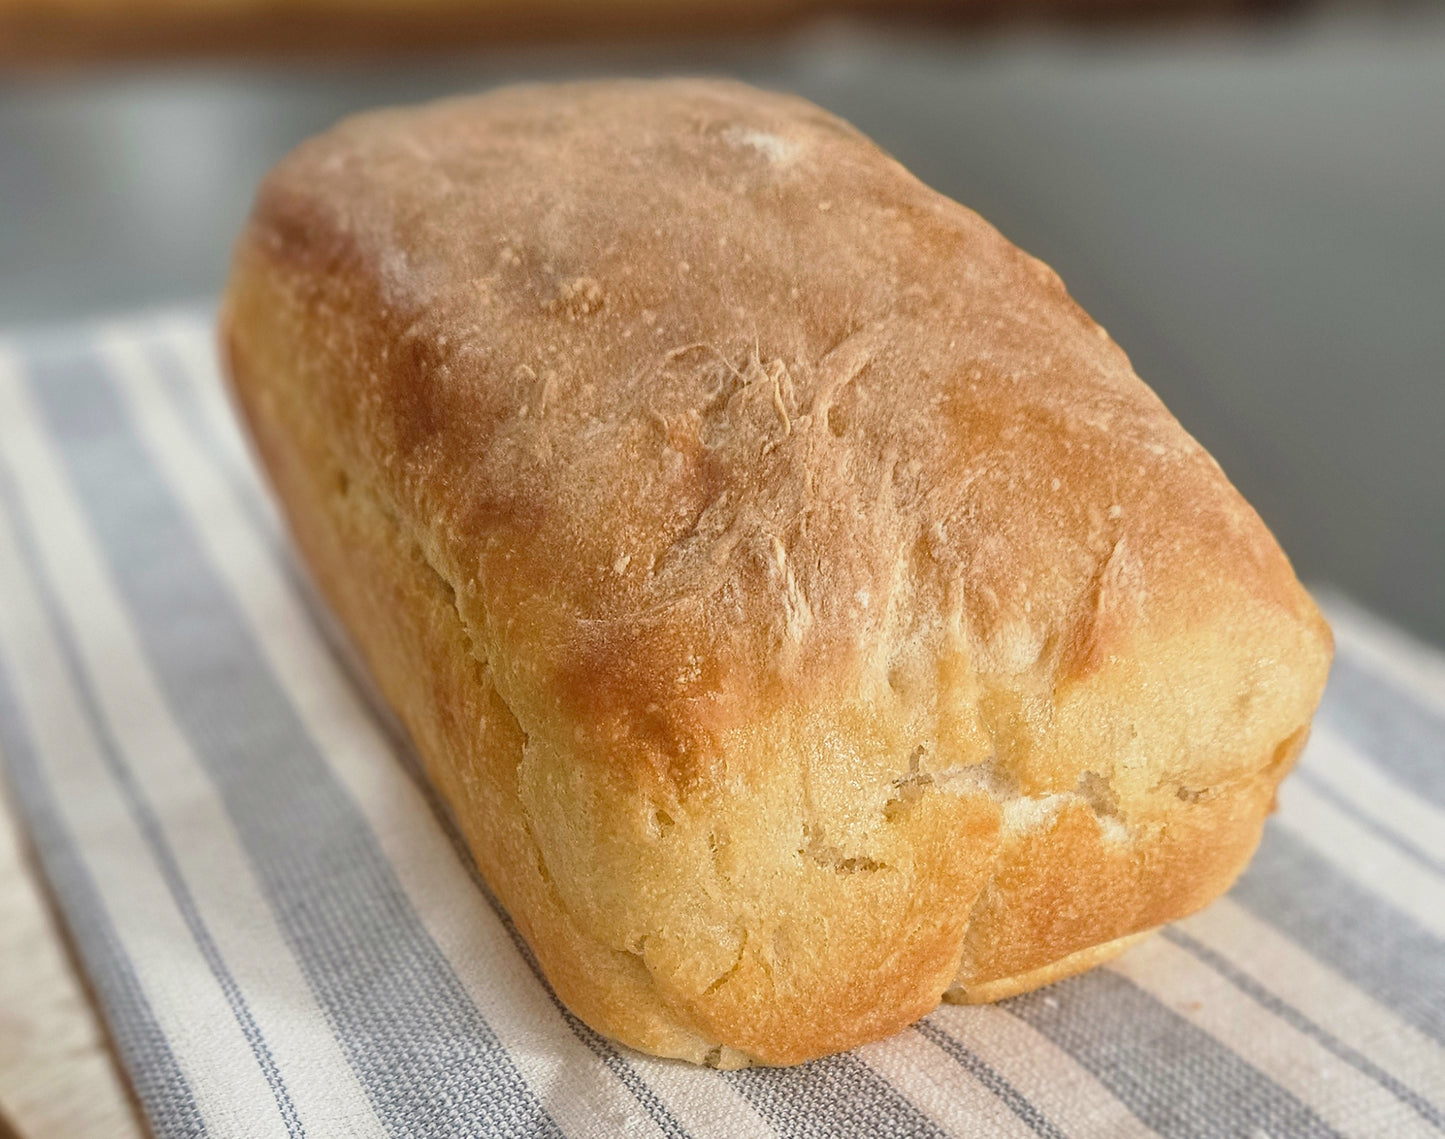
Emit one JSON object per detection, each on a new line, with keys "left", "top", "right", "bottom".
{"left": 220, "top": 78, "right": 1332, "bottom": 1066}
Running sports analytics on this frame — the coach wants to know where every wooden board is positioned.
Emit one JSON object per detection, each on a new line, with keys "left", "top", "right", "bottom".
{"left": 0, "top": 784, "right": 146, "bottom": 1139}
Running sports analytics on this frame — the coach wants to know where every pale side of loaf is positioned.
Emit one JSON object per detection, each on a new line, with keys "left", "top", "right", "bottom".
{"left": 220, "top": 79, "right": 1332, "bottom": 1067}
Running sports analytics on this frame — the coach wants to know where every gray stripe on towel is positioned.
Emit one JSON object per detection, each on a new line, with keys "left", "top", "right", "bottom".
{"left": 1006, "top": 968, "right": 1345, "bottom": 1139}
{"left": 0, "top": 454, "right": 304, "bottom": 1136}
{"left": 1321, "top": 655, "right": 1445, "bottom": 810}
{"left": 1294, "top": 767, "right": 1445, "bottom": 878}
{"left": 727, "top": 1052, "right": 949, "bottom": 1139}
{"left": 0, "top": 634, "right": 208, "bottom": 1139}
{"left": 1164, "top": 926, "right": 1445, "bottom": 1130}
{"left": 914, "top": 1019, "right": 1068, "bottom": 1139}
{"left": 25, "top": 340, "right": 563, "bottom": 1139}
{"left": 1231, "top": 825, "right": 1445, "bottom": 1046}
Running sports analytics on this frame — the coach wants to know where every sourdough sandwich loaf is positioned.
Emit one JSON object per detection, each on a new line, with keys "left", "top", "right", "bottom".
{"left": 221, "top": 79, "right": 1332, "bottom": 1067}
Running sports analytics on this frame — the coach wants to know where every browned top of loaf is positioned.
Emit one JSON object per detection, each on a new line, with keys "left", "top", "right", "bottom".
{"left": 246, "top": 78, "right": 1321, "bottom": 796}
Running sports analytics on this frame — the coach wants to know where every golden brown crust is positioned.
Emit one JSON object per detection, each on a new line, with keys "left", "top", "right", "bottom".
{"left": 220, "top": 78, "right": 1332, "bottom": 1066}
{"left": 946, "top": 929, "right": 1157, "bottom": 1005}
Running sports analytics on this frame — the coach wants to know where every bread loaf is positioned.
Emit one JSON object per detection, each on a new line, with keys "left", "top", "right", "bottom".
{"left": 220, "top": 79, "right": 1332, "bottom": 1067}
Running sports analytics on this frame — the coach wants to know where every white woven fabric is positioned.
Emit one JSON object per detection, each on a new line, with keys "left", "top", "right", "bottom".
{"left": 0, "top": 311, "right": 1441, "bottom": 1139}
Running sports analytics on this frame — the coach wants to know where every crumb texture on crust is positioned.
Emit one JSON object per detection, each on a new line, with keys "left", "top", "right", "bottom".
{"left": 220, "top": 78, "right": 1333, "bottom": 1066}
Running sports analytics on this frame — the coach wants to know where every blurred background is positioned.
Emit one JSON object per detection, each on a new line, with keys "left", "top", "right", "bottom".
{"left": 0, "top": 0, "right": 1441, "bottom": 644}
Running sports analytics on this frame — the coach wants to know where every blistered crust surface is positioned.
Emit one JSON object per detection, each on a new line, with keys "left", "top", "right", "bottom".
{"left": 222, "top": 79, "right": 1332, "bottom": 1065}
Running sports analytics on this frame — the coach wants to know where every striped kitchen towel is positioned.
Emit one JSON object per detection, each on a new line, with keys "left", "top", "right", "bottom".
{"left": 0, "top": 309, "right": 1441, "bottom": 1139}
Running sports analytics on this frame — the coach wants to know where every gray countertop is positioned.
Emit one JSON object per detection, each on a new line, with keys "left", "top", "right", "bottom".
{"left": 3, "top": 12, "right": 1442, "bottom": 644}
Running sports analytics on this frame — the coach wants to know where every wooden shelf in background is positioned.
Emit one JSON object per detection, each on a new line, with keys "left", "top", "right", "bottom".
{"left": 0, "top": 0, "right": 1299, "bottom": 67}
